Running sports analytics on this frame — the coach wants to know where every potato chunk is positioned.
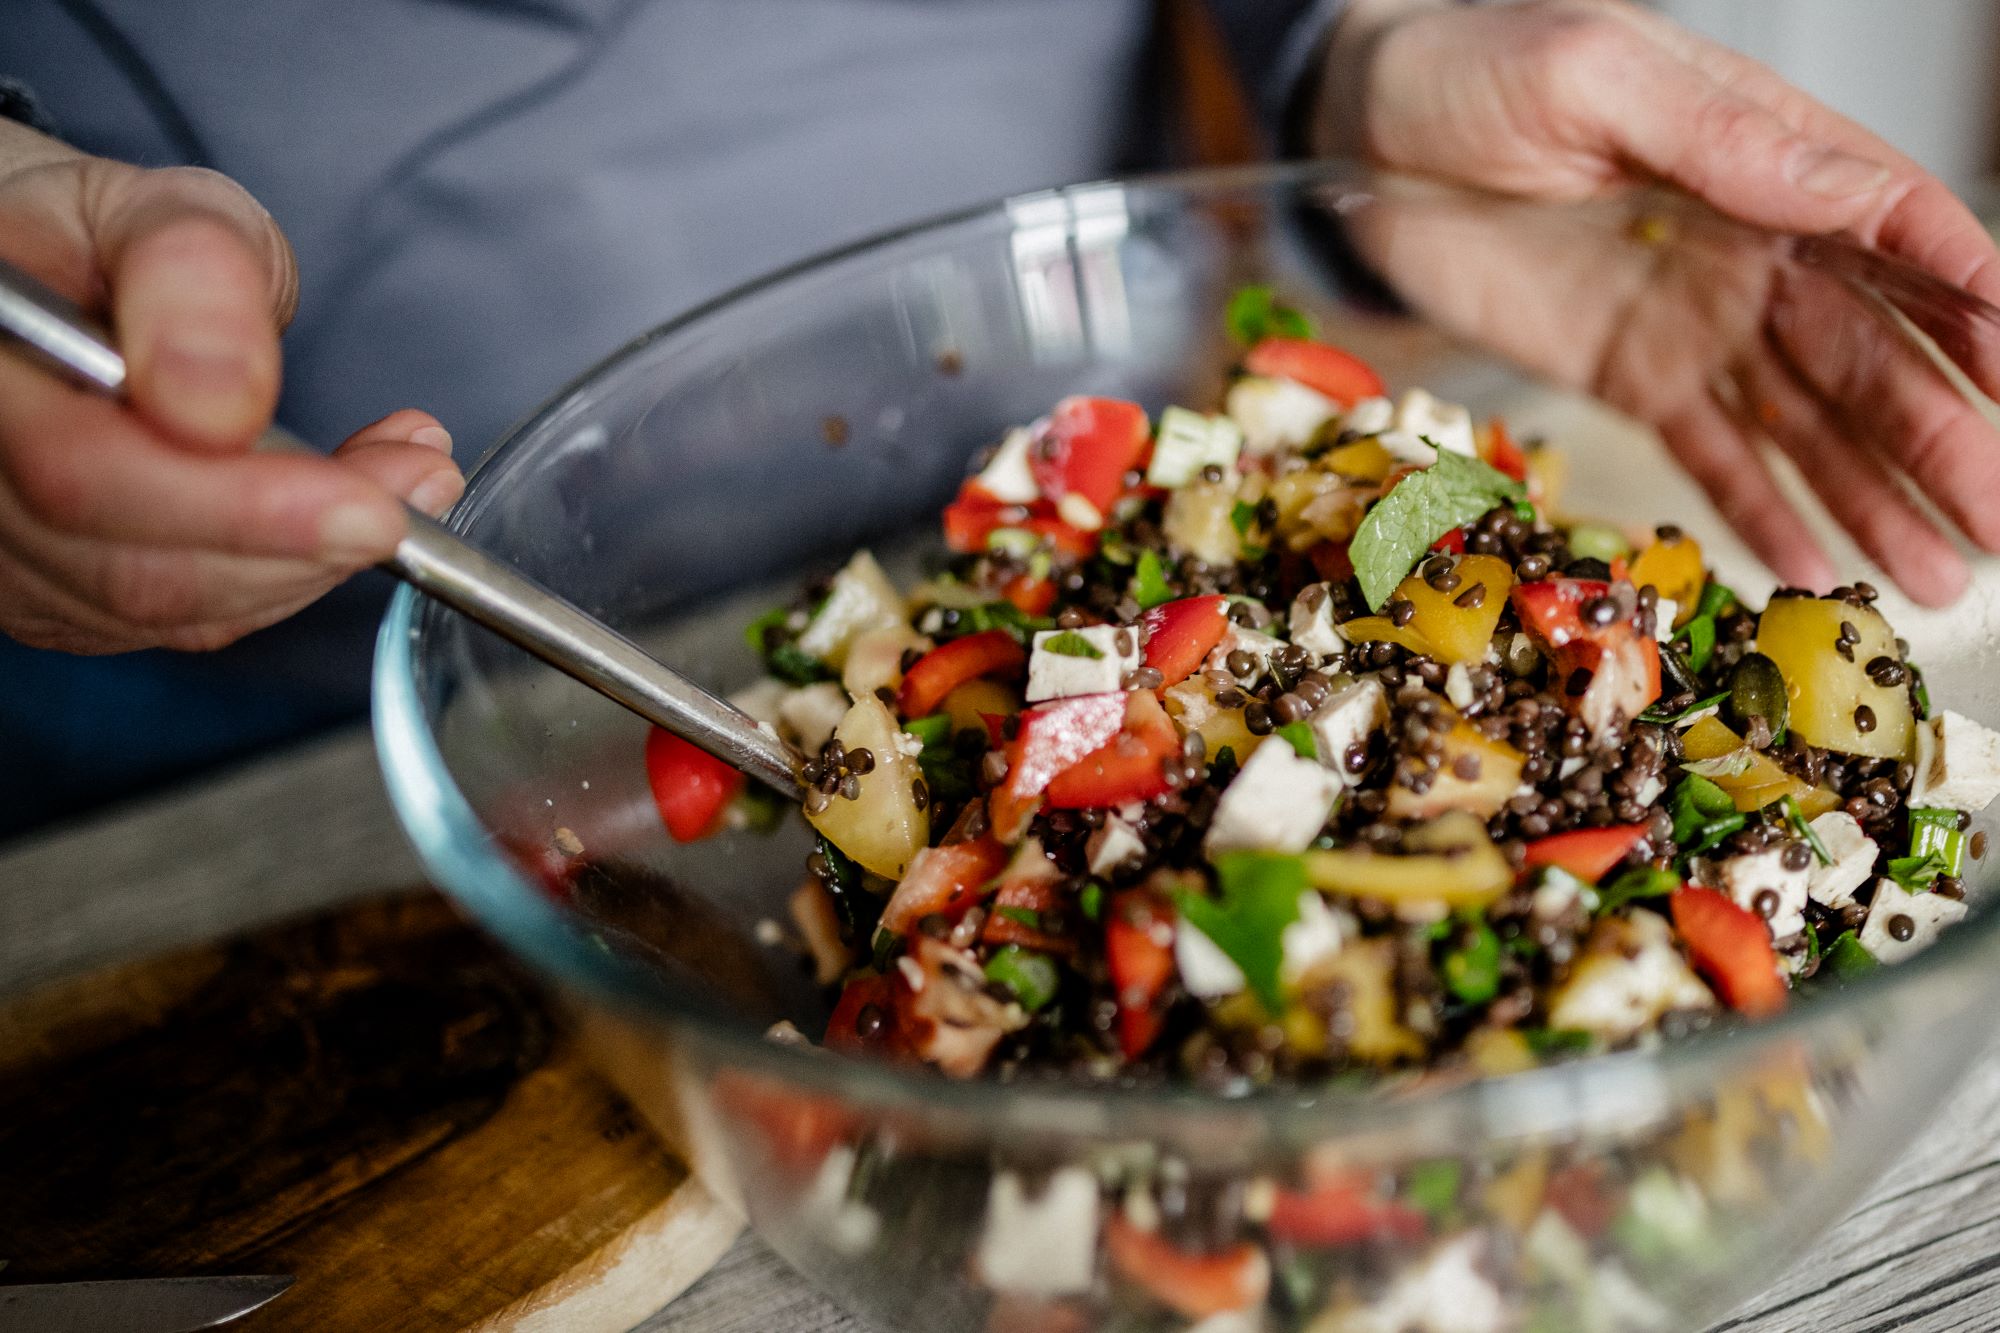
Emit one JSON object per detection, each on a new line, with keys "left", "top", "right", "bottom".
{"left": 805, "top": 695, "right": 930, "bottom": 878}
{"left": 1755, "top": 596, "right": 1914, "bottom": 759}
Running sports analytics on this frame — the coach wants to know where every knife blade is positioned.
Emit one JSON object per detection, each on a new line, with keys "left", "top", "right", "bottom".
{"left": 0, "top": 1276, "right": 293, "bottom": 1332}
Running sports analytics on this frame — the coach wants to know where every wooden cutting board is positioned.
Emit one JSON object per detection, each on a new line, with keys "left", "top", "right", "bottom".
{"left": 0, "top": 892, "right": 740, "bottom": 1332}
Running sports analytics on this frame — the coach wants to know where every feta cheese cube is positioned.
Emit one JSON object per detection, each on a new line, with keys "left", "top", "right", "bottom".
{"left": 1342, "top": 395, "right": 1394, "bottom": 436}
{"left": 795, "top": 550, "right": 906, "bottom": 668}
{"left": 1859, "top": 877, "right": 1967, "bottom": 964}
{"left": 1281, "top": 891, "right": 1345, "bottom": 985}
{"left": 778, "top": 682, "right": 850, "bottom": 753}
{"left": 1146, "top": 406, "right": 1243, "bottom": 487}
{"left": 1206, "top": 623, "right": 1284, "bottom": 685}
{"left": 1713, "top": 846, "right": 1809, "bottom": 945}
{"left": 1909, "top": 709, "right": 2000, "bottom": 813}
{"left": 974, "top": 1168, "right": 1101, "bottom": 1296}
{"left": 1205, "top": 739, "right": 1341, "bottom": 856}
{"left": 1086, "top": 815, "right": 1146, "bottom": 877}
{"left": 1307, "top": 677, "right": 1388, "bottom": 786}
{"left": 1025, "top": 625, "right": 1139, "bottom": 701}
{"left": 1377, "top": 388, "right": 1478, "bottom": 467}
{"left": 974, "top": 426, "right": 1040, "bottom": 503}
{"left": 1653, "top": 598, "right": 1679, "bottom": 641}
{"left": 1175, "top": 918, "right": 1248, "bottom": 998}
{"left": 728, "top": 677, "right": 789, "bottom": 729}
{"left": 1548, "top": 911, "right": 1716, "bottom": 1040}
{"left": 1371, "top": 1236, "right": 1506, "bottom": 1333}
{"left": 1225, "top": 375, "right": 1338, "bottom": 455}
{"left": 1806, "top": 812, "right": 1877, "bottom": 911}
{"left": 1288, "top": 584, "right": 1346, "bottom": 660}
{"left": 1445, "top": 662, "right": 1477, "bottom": 711}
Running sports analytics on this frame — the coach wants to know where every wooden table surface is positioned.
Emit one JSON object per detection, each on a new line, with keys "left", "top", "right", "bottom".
{"left": 5, "top": 725, "right": 1997, "bottom": 1332}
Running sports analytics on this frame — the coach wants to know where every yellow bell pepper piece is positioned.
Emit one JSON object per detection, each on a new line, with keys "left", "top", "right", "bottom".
{"left": 1341, "top": 554, "right": 1514, "bottom": 666}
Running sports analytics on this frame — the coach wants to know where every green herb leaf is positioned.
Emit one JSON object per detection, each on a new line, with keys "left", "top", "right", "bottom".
{"left": 1079, "top": 882, "right": 1105, "bottom": 923}
{"left": 1521, "top": 1028, "right": 1595, "bottom": 1057}
{"left": 1674, "top": 615, "right": 1717, "bottom": 674}
{"left": 1131, "top": 549, "right": 1175, "bottom": 609}
{"left": 1275, "top": 720, "right": 1318, "bottom": 760}
{"left": 1173, "top": 852, "right": 1308, "bottom": 1013}
{"left": 1225, "top": 284, "right": 1314, "bottom": 346}
{"left": 1639, "top": 690, "right": 1730, "bottom": 726}
{"left": 1886, "top": 851, "right": 1948, "bottom": 892}
{"left": 1783, "top": 795, "right": 1832, "bottom": 866}
{"left": 1597, "top": 866, "right": 1679, "bottom": 913}
{"left": 1209, "top": 745, "right": 1240, "bottom": 787}
{"left": 1042, "top": 630, "right": 1104, "bottom": 659}
{"left": 1666, "top": 774, "right": 1744, "bottom": 859}
{"left": 733, "top": 783, "right": 787, "bottom": 834}
{"left": 1350, "top": 450, "right": 1527, "bottom": 609}
{"left": 945, "top": 600, "right": 1050, "bottom": 643}
{"left": 1405, "top": 1160, "right": 1463, "bottom": 1220}
{"left": 996, "top": 905, "right": 1044, "bottom": 929}
{"left": 901, "top": 713, "right": 953, "bottom": 748}
{"left": 1824, "top": 929, "right": 1879, "bottom": 978}
{"left": 1911, "top": 662, "right": 1931, "bottom": 720}
{"left": 1230, "top": 500, "right": 1258, "bottom": 536}
{"left": 813, "top": 834, "right": 868, "bottom": 944}
{"left": 984, "top": 946, "right": 1060, "bottom": 1011}
{"left": 1909, "top": 807, "right": 1965, "bottom": 877}
{"left": 1441, "top": 921, "right": 1502, "bottom": 1003}
{"left": 744, "top": 605, "right": 790, "bottom": 654}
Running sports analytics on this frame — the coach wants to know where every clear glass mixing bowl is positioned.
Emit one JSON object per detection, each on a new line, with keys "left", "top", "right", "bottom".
{"left": 375, "top": 161, "right": 2000, "bottom": 1332}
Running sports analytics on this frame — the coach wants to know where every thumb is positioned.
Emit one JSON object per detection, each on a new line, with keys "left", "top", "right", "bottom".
{"left": 94, "top": 167, "right": 298, "bottom": 453}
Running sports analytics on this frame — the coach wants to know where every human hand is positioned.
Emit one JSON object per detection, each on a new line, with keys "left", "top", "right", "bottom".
{"left": 1319, "top": 0, "right": 2000, "bottom": 605}
{"left": 0, "top": 123, "right": 464, "bottom": 653}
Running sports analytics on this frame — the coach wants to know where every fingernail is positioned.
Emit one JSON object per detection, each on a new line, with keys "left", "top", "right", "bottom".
{"left": 319, "top": 502, "right": 404, "bottom": 563}
{"left": 408, "top": 469, "right": 466, "bottom": 518}
{"left": 409, "top": 424, "right": 454, "bottom": 454}
{"left": 1792, "top": 148, "right": 1892, "bottom": 200}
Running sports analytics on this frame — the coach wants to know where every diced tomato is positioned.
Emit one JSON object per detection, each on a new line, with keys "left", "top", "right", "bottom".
{"left": 711, "top": 1070, "right": 861, "bottom": 1177}
{"left": 1510, "top": 579, "right": 1661, "bottom": 735}
{"left": 1104, "top": 1215, "right": 1270, "bottom": 1319}
{"left": 898, "top": 630, "right": 1026, "bottom": 719}
{"left": 1243, "top": 337, "right": 1385, "bottom": 407}
{"left": 1140, "top": 595, "right": 1229, "bottom": 689}
{"left": 988, "top": 693, "right": 1128, "bottom": 841}
{"left": 1028, "top": 397, "right": 1150, "bottom": 528}
{"left": 1483, "top": 418, "right": 1529, "bottom": 483}
{"left": 1672, "top": 886, "right": 1788, "bottom": 1017}
{"left": 1106, "top": 891, "right": 1176, "bottom": 1061}
{"left": 1430, "top": 527, "right": 1468, "bottom": 555}
{"left": 876, "top": 837, "right": 1011, "bottom": 939}
{"left": 1543, "top": 1162, "right": 1619, "bottom": 1238}
{"left": 1046, "top": 691, "right": 1179, "bottom": 810}
{"left": 824, "top": 973, "right": 902, "bottom": 1057}
{"left": 981, "top": 863, "right": 1077, "bottom": 956}
{"left": 644, "top": 727, "right": 745, "bottom": 842}
{"left": 1521, "top": 823, "right": 1651, "bottom": 884}
{"left": 1267, "top": 1171, "right": 1429, "bottom": 1247}
{"left": 941, "top": 484, "right": 1098, "bottom": 560}
{"left": 1002, "top": 573, "right": 1058, "bottom": 617}
{"left": 1307, "top": 541, "right": 1355, "bottom": 585}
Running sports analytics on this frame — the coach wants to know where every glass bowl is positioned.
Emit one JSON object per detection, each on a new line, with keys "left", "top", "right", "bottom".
{"left": 374, "top": 161, "right": 2000, "bottom": 1332}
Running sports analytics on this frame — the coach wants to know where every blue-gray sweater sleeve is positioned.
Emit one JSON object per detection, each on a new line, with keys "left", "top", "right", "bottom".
{"left": 0, "top": 77, "right": 59, "bottom": 136}
{"left": 1206, "top": 0, "right": 1350, "bottom": 148}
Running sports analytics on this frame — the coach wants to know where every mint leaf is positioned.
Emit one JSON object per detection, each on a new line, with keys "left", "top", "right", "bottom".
{"left": 1350, "top": 450, "right": 1526, "bottom": 609}
{"left": 1042, "top": 630, "right": 1104, "bottom": 659}
{"left": 1886, "top": 851, "right": 1948, "bottom": 892}
{"left": 1131, "top": 549, "right": 1174, "bottom": 609}
{"left": 1275, "top": 720, "right": 1318, "bottom": 760}
{"left": 1226, "top": 285, "right": 1314, "bottom": 346}
{"left": 1172, "top": 853, "right": 1307, "bottom": 1013}
{"left": 1230, "top": 500, "right": 1258, "bottom": 536}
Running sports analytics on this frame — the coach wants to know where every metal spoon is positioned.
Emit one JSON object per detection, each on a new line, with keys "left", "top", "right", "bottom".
{"left": 0, "top": 258, "right": 804, "bottom": 800}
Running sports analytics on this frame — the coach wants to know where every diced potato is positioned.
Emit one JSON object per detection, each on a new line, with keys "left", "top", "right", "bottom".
{"left": 1296, "top": 485, "right": 1369, "bottom": 547}
{"left": 1321, "top": 437, "right": 1394, "bottom": 484}
{"left": 1795, "top": 786, "right": 1842, "bottom": 818}
{"left": 1341, "top": 555, "right": 1513, "bottom": 666}
{"left": 806, "top": 695, "right": 930, "bottom": 878}
{"left": 1754, "top": 596, "right": 1915, "bottom": 759}
{"left": 1386, "top": 720, "right": 1523, "bottom": 820}
{"left": 1679, "top": 716, "right": 1809, "bottom": 811}
{"left": 1304, "top": 938, "right": 1423, "bottom": 1063}
{"left": 941, "top": 678, "right": 1019, "bottom": 735}
{"left": 842, "top": 624, "right": 930, "bottom": 699}
{"left": 1161, "top": 478, "right": 1243, "bottom": 566}
{"left": 1304, "top": 811, "right": 1512, "bottom": 908}
{"left": 1163, "top": 678, "right": 1266, "bottom": 762}
{"left": 795, "top": 550, "right": 906, "bottom": 669}
{"left": 1627, "top": 534, "right": 1705, "bottom": 624}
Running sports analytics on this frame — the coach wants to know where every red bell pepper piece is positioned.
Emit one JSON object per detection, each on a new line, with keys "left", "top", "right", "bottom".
{"left": 876, "top": 837, "right": 1011, "bottom": 940}
{"left": 1267, "top": 1171, "right": 1429, "bottom": 1247}
{"left": 1106, "top": 891, "right": 1176, "bottom": 1061}
{"left": 941, "top": 483, "right": 1097, "bottom": 560}
{"left": 1307, "top": 541, "right": 1355, "bottom": 585}
{"left": 1028, "top": 396, "right": 1149, "bottom": 529}
{"left": 1672, "top": 886, "right": 1788, "bottom": 1017}
{"left": 897, "top": 629, "right": 1026, "bottom": 719}
{"left": 1430, "top": 527, "right": 1468, "bottom": 555}
{"left": 981, "top": 864, "right": 1078, "bottom": 956}
{"left": 1483, "top": 417, "right": 1529, "bottom": 482}
{"left": 1243, "top": 337, "right": 1385, "bottom": 407}
{"left": 1510, "top": 579, "right": 1661, "bottom": 734}
{"left": 1543, "top": 1162, "right": 1619, "bottom": 1238}
{"left": 644, "top": 727, "right": 745, "bottom": 842}
{"left": 1140, "top": 595, "right": 1229, "bottom": 689}
{"left": 1103, "top": 1215, "right": 1269, "bottom": 1319}
{"left": 1520, "top": 823, "right": 1651, "bottom": 884}
{"left": 988, "top": 693, "right": 1127, "bottom": 840}
{"left": 711, "top": 1070, "right": 862, "bottom": 1177}
{"left": 1002, "top": 573, "right": 1058, "bottom": 617}
{"left": 824, "top": 972, "right": 902, "bottom": 1056}
{"left": 1046, "top": 691, "right": 1179, "bottom": 810}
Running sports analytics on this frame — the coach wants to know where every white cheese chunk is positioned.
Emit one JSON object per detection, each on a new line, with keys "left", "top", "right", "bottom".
{"left": 1205, "top": 739, "right": 1341, "bottom": 856}
{"left": 1342, "top": 395, "right": 1394, "bottom": 436}
{"left": 1025, "top": 625, "right": 1139, "bottom": 702}
{"left": 1806, "top": 811, "right": 1877, "bottom": 911}
{"left": 1086, "top": 815, "right": 1146, "bottom": 878}
{"left": 1225, "top": 375, "right": 1337, "bottom": 455}
{"left": 1859, "top": 877, "right": 1967, "bottom": 964}
{"left": 728, "top": 677, "right": 789, "bottom": 729}
{"left": 1281, "top": 891, "right": 1345, "bottom": 985}
{"left": 1206, "top": 623, "right": 1284, "bottom": 685}
{"left": 778, "top": 682, "right": 850, "bottom": 754}
{"left": 1910, "top": 709, "right": 2000, "bottom": 813}
{"left": 974, "top": 426, "right": 1041, "bottom": 503}
{"left": 1369, "top": 1235, "right": 1506, "bottom": 1333}
{"left": 1713, "top": 846, "right": 1810, "bottom": 945}
{"left": 1653, "top": 598, "right": 1679, "bottom": 642}
{"left": 801, "top": 1146, "right": 882, "bottom": 1256}
{"left": 974, "top": 1168, "right": 1101, "bottom": 1296}
{"left": 1308, "top": 678, "right": 1388, "bottom": 785}
{"left": 1377, "top": 388, "right": 1477, "bottom": 467}
{"left": 1288, "top": 585, "right": 1346, "bottom": 660}
{"left": 795, "top": 550, "right": 906, "bottom": 668}
{"left": 1175, "top": 919, "right": 1248, "bottom": 998}
{"left": 1147, "top": 406, "right": 1244, "bottom": 488}
{"left": 1548, "top": 911, "right": 1716, "bottom": 1041}
{"left": 1444, "top": 662, "right": 1476, "bottom": 711}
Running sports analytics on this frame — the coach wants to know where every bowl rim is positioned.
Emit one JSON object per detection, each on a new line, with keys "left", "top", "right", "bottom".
{"left": 374, "top": 157, "right": 2000, "bottom": 1134}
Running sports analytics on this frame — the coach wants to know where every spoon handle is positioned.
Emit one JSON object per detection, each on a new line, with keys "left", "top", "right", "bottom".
{"left": 0, "top": 258, "right": 803, "bottom": 800}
